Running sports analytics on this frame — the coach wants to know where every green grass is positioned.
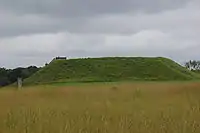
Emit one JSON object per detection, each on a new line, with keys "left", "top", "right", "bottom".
{"left": 24, "top": 57, "right": 199, "bottom": 85}
{"left": 0, "top": 82, "right": 200, "bottom": 133}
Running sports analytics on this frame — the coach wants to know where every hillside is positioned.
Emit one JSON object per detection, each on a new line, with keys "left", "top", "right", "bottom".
{"left": 24, "top": 57, "right": 199, "bottom": 85}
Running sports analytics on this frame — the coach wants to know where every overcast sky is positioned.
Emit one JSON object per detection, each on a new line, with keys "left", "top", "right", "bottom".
{"left": 0, "top": 0, "right": 200, "bottom": 68}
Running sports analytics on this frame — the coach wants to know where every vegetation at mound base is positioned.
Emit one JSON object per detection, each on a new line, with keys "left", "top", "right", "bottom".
{"left": 0, "top": 66, "right": 40, "bottom": 87}
{"left": 24, "top": 57, "right": 199, "bottom": 85}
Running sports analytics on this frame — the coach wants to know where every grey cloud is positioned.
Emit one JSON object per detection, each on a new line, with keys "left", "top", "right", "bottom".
{"left": 1, "top": 29, "right": 200, "bottom": 68}
{"left": 79, "top": 2, "right": 200, "bottom": 34}
{"left": 0, "top": 0, "right": 189, "bottom": 17}
{"left": 0, "top": 0, "right": 200, "bottom": 68}
{"left": 0, "top": 13, "right": 87, "bottom": 37}
{"left": 0, "top": 0, "right": 199, "bottom": 37}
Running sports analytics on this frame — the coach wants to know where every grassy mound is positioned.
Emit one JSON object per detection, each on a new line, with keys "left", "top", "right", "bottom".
{"left": 24, "top": 57, "right": 199, "bottom": 85}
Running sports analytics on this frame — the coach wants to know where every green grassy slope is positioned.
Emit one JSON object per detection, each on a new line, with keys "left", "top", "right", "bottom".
{"left": 24, "top": 57, "right": 199, "bottom": 85}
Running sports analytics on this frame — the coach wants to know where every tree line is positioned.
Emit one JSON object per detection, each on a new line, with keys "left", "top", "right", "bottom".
{"left": 0, "top": 66, "right": 40, "bottom": 87}
{"left": 185, "top": 60, "right": 200, "bottom": 72}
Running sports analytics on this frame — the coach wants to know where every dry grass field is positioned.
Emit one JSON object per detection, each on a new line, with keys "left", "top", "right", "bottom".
{"left": 0, "top": 81, "right": 200, "bottom": 133}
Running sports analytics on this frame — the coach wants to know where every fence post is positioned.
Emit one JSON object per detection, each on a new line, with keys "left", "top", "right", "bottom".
{"left": 17, "top": 77, "right": 22, "bottom": 89}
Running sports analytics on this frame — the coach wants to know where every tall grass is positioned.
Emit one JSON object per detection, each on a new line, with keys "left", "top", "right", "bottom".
{"left": 0, "top": 82, "right": 200, "bottom": 133}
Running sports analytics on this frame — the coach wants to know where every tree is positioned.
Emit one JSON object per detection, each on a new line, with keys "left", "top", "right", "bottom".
{"left": 185, "top": 60, "right": 200, "bottom": 71}
{"left": 0, "top": 68, "right": 10, "bottom": 86}
{"left": 0, "top": 66, "right": 40, "bottom": 87}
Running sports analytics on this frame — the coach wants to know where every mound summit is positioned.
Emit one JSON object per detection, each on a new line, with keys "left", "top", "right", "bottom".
{"left": 24, "top": 57, "right": 199, "bottom": 85}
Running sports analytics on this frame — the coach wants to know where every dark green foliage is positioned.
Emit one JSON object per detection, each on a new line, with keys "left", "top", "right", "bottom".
{"left": 0, "top": 68, "right": 10, "bottom": 86}
{"left": 24, "top": 57, "right": 199, "bottom": 85}
{"left": 192, "top": 70, "right": 200, "bottom": 74}
{"left": 0, "top": 66, "right": 40, "bottom": 87}
{"left": 185, "top": 60, "right": 200, "bottom": 70}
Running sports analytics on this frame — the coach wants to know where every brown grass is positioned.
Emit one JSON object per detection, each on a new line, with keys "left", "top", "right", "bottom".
{"left": 0, "top": 81, "right": 200, "bottom": 133}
